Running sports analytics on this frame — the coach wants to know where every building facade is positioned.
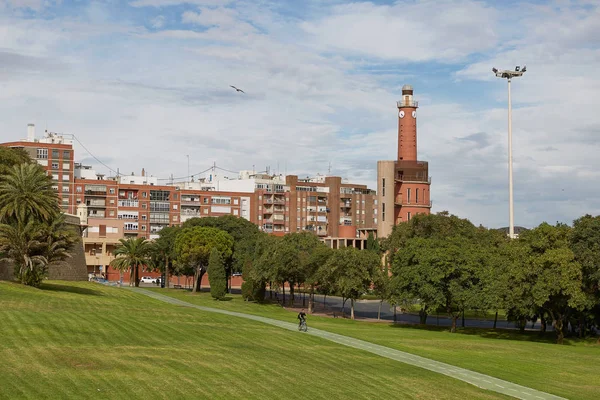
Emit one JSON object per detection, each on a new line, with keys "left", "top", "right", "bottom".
{"left": 377, "top": 85, "right": 432, "bottom": 238}
{"left": 1, "top": 125, "right": 76, "bottom": 214}
{"left": 3, "top": 124, "right": 379, "bottom": 275}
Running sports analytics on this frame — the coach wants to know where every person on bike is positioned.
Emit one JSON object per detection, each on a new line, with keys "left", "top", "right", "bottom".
{"left": 297, "top": 309, "right": 307, "bottom": 329}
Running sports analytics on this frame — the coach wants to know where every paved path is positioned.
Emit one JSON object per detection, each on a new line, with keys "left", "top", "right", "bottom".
{"left": 131, "top": 288, "right": 566, "bottom": 400}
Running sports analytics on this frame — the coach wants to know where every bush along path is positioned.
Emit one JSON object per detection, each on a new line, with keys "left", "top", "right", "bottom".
{"left": 130, "top": 288, "right": 565, "bottom": 400}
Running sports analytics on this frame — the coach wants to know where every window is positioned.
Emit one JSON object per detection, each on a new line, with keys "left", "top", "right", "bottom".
{"left": 258, "top": 195, "right": 262, "bottom": 200}
{"left": 51, "top": 162, "right": 59, "bottom": 169}
{"left": 374, "top": 218, "right": 378, "bottom": 224}
{"left": 416, "top": 189, "right": 419, "bottom": 203}
{"left": 173, "top": 204, "right": 178, "bottom": 210}
{"left": 52, "top": 174, "right": 59, "bottom": 181}
{"left": 142, "top": 192, "right": 147, "bottom": 198}
{"left": 374, "top": 199, "right": 378, "bottom": 205}
{"left": 52, "top": 149, "right": 59, "bottom": 159}
{"left": 51, "top": 185, "right": 58, "bottom": 191}
{"left": 37, "top": 148, "right": 48, "bottom": 159}
{"left": 63, "top": 150, "right": 70, "bottom": 159}
{"left": 109, "top": 199, "right": 115, "bottom": 205}
{"left": 258, "top": 216, "right": 262, "bottom": 220}
{"left": 203, "top": 198, "right": 209, "bottom": 204}
{"left": 141, "top": 225, "right": 147, "bottom": 231}
{"left": 109, "top": 188, "right": 115, "bottom": 194}
{"left": 356, "top": 210, "right": 360, "bottom": 214}
{"left": 142, "top": 203, "right": 147, "bottom": 209}
{"left": 203, "top": 208, "right": 208, "bottom": 214}
{"left": 109, "top": 211, "right": 115, "bottom": 217}
{"left": 259, "top": 205, "right": 262, "bottom": 210}
{"left": 382, "top": 178, "right": 385, "bottom": 196}
{"left": 362, "top": 210, "right": 365, "bottom": 215}
{"left": 173, "top": 215, "right": 178, "bottom": 222}
{"left": 63, "top": 163, "right": 70, "bottom": 170}
{"left": 233, "top": 209, "right": 239, "bottom": 216}
{"left": 62, "top": 175, "right": 69, "bottom": 181}
{"left": 234, "top": 198, "right": 239, "bottom": 205}
{"left": 142, "top": 215, "right": 147, "bottom": 220}
{"left": 382, "top": 203, "right": 385, "bottom": 222}
{"left": 407, "top": 212, "right": 411, "bottom": 221}
{"left": 62, "top": 187, "right": 69, "bottom": 193}
{"left": 407, "top": 188, "right": 411, "bottom": 203}
{"left": 173, "top": 194, "right": 178, "bottom": 200}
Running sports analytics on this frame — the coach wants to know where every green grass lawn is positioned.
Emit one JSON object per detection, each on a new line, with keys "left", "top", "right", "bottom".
{"left": 154, "top": 288, "right": 600, "bottom": 400}
{"left": 0, "top": 281, "right": 511, "bottom": 400}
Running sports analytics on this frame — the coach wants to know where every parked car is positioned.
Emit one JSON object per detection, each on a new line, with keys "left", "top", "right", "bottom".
{"left": 140, "top": 276, "right": 155, "bottom": 284}
{"left": 232, "top": 272, "right": 242, "bottom": 277}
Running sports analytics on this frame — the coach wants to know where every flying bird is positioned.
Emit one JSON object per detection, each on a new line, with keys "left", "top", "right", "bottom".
{"left": 230, "top": 85, "right": 245, "bottom": 93}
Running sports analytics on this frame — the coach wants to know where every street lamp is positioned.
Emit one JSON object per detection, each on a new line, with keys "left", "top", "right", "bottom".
{"left": 493, "top": 65, "right": 526, "bottom": 239}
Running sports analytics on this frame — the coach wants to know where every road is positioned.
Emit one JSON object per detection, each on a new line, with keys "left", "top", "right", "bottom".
{"left": 131, "top": 287, "right": 565, "bottom": 400}
{"left": 270, "top": 291, "right": 548, "bottom": 331}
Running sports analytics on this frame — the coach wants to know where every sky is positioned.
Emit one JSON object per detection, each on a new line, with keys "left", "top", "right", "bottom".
{"left": 1, "top": 0, "right": 599, "bottom": 229}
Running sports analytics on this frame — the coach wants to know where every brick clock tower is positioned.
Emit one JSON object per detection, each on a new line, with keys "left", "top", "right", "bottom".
{"left": 377, "top": 85, "right": 432, "bottom": 238}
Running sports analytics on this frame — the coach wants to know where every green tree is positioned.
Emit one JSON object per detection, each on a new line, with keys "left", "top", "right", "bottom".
{"left": 0, "top": 163, "right": 59, "bottom": 223}
{"left": 518, "top": 223, "right": 586, "bottom": 344}
{"left": 174, "top": 226, "right": 233, "bottom": 293}
{"left": 208, "top": 247, "right": 227, "bottom": 300}
{"left": 392, "top": 236, "right": 482, "bottom": 332}
{"left": 305, "top": 244, "right": 332, "bottom": 313}
{"left": 276, "top": 232, "right": 322, "bottom": 306}
{"left": 0, "top": 215, "right": 77, "bottom": 287}
{"left": 0, "top": 147, "right": 32, "bottom": 178}
{"left": 241, "top": 233, "right": 272, "bottom": 302}
{"left": 110, "top": 237, "right": 153, "bottom": 287}
{"left": 366, "top": 232, "right": 380, "bottom": 253}
{"left": 372, "top": 265, "right": 390, "bottom": 320}
{"left": 182, "top": 216, "right": 261, "bottom": 290}
{"left": 570, "top": 215, "right": 600, "bottom": 338}
{"left": 151, "top": 226, "right": 180, "bottom": 288}
{"left": 324, "top": 247, "right": 379, "bottom": 319}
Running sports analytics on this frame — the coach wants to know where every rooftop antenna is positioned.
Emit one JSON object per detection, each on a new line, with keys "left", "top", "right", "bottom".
{"left": 328, "top": 162, "right": 332, "bottom": 175}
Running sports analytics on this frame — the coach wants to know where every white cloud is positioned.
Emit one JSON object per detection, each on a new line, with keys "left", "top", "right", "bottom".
{"left": 301, "top": 0, "right": 499, "bottom": 62}
{"left": 1, "top": 0, "right": 599, "bottom": 230}
{"left": 130, "top": 0, "right": 233, "bottom": 7}
{"left": 150, "top": 15, "right": 165, "bottom": 28}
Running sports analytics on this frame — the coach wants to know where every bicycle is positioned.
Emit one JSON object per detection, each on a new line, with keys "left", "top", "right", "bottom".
{"left": 298, "top": 319, "right": 308, "bottom": 332}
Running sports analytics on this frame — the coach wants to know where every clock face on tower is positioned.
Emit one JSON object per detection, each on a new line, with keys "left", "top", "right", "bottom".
{"left": 398, "top": 110, "right": 405, "bottom": 119}
{"left": 412, "top": 111, "right": 417, "bottom": 118}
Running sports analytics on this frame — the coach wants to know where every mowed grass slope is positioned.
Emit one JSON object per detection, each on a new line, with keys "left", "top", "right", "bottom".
{"left": 154, "top": 289, "right": 600, "bottom": 400}
{"left": 0, "top": 282, "right": 509, "bottom": 400}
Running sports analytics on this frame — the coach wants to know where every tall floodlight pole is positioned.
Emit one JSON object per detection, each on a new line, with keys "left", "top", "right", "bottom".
{"left": 492, "top": 66, "right": 526, "bottom": 239}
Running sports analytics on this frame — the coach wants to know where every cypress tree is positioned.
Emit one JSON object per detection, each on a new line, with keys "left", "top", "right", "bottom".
{"left": 208, "top": 248, "right": 227, "bottom": 300}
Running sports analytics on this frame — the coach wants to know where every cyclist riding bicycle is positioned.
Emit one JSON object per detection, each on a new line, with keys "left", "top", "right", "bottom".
{"left": 297, "top": 309, "right": 307, "bottom": 330}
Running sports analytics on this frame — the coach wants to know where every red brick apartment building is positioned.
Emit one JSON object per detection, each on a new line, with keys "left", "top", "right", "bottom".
{"left": 1, "top": 125, "right": 76, "bottom": 214}
{"left": 3, "top": 123, "right": 393, "bottom": 277}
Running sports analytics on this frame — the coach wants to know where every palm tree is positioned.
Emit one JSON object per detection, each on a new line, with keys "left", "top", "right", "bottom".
{"left": 0, "top": 216, "right": 77, "bottom": 287}
{"left": 0, "top": 164, "right": 59, "bottom": 223}
{"left": 110, "top": 237, "right": 153, "bottom": 287}
{"left": 0, "top": 219, "right": 47, "bottom": 286}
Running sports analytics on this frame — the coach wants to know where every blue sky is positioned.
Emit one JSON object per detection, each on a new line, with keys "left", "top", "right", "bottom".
{"left": 1, "top": 0, "right": 599, "bottom": 228}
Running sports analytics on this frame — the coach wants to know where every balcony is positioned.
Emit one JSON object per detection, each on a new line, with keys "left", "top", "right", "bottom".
{"left": 395, "top": 176, "right": 432, "bottom": 184}
{"left": 273, "top": 207, "right": 285, "bottom": 213}
{"left": 394, "top": 199, "right": 433, "bottom": 208}
{"left": 397, "top": 100, "right": 418, "bottom": 108}
{"left": 263, "top": 218, "right": 273, "bottom": 223}
{"left": 124, "top": 225, "right": 138, "bottom": 231}
{"left": 84, "top": 190, "right": 107, "bottom": 196}
{"left": 118, "top": 200, "right": 139, "bottom": 208}
{"left": 340, "top": 202, "right": 352, "bottom": 208}
{"left": 181, "top": 199, "right": 200, "bottom": 206}
{"left": 86, "top": 200, "right": 106, "bottom": 208}
{"left": 181, "top": 209, "right": 200, "bottom": 216}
